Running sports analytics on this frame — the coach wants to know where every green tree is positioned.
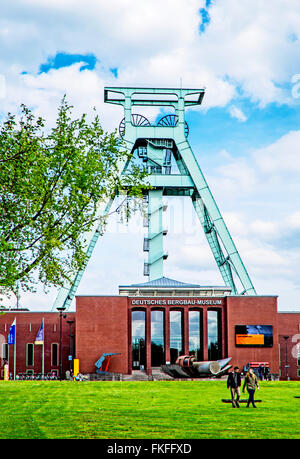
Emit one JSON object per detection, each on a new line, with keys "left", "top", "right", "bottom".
{"left": 0, "top": 98, "right": 148, "bottom": 300}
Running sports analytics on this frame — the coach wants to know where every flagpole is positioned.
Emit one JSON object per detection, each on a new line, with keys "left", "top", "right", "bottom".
{"left": 42, "top": 318, "right": 44, "bottom": 376}
{"left": 13, "top": 317, "right": 16, "bottom": 380}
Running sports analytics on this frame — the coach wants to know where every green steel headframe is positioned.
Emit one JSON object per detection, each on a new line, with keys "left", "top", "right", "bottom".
{"left": 52, "top": 86, "right": 256, "bottom": 311}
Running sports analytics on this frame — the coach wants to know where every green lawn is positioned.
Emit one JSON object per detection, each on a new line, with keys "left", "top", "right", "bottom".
{"left": 0, "top": 380, "right": 299, "bottom": 439}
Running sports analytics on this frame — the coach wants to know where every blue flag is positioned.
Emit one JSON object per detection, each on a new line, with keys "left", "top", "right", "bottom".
{"left": 8, "top": 318, "right": 16, "bottom": 345}
{"left": 35, "top": 320, "right": 44, "bottom": 345}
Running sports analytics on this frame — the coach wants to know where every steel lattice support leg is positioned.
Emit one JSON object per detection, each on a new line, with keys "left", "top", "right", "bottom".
{"left": 176, "top": 140, "right": 256, "bottom": 295}
{"left": 192, "top": 194, "right": 238, "bottom": 294}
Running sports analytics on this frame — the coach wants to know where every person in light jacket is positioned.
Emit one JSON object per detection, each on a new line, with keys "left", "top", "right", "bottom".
{"left": 243, "top": 368, "right": 260, "bottom": 408}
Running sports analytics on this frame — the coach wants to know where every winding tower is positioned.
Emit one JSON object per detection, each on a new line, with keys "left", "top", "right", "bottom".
{"left": 52, "top": 86, "right": 256, "bottom": 312}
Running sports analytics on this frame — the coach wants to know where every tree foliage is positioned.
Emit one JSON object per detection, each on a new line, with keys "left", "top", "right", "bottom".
{"left": 0, "top": 98, "right": 148, "bottom": 298}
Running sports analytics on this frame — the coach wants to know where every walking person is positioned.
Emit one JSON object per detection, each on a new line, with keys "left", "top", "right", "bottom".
{"left": 227, "top": 366, "right": 242, "bottom": 408}
{"left": 243, "top": 368, "right": 260, "bottom": 408}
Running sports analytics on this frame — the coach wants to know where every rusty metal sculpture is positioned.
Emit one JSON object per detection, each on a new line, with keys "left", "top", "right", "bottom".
{"left": 161, "top": 356, "right": 232, "bottom": 378}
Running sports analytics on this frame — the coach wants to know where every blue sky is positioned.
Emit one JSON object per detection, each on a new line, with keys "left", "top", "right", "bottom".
{"left": 1, "top": 0, "right": 300, "bottom": 311}
{"left": 39, "top": 52, "right": 97, "bottom": 73}
{"left": 188, "top": 102, "right": 300, "bottom": 157}
{"left": 199, "top": 0, "right": 213, "bottom": 33}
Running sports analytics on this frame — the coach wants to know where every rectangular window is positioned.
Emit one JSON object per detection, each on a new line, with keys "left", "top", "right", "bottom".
{"left": 132, "top": 310, "right": 146, "bottom": 370}
{"left": 2, "top": 343, "right": 8, "bottom": 360}
{"left": 189, "top": 310, "right": 203, "bottom": 361}
{"left": 151, "top": 310, "right": 165, "bottom": 366}
{"left": 1, "top": 343, "right": 8, "bottom": 365}
{"left": 208, "top": 309, "right": 222, "bottom": 360}
{"left": 27, "top": 343, "right": 34, "bottom": 366}
{"left": 51, "top": 343, "right": 59, "bottom": 366}
{"left": 170, "top": 310, "right": 183, "bottom": 364}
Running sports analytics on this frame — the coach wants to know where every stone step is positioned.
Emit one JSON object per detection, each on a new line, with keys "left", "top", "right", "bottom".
{"left": 88, "top": 368, "right": 176, "bottom": 382}
{"left": 151, "top": 367, "right": 174, "bottom": 381}
{"left": 88, "top": 372, "right": 122, "bottom": 381}
{"left": 122, "top": 370, "right": 150, "bottom": 381}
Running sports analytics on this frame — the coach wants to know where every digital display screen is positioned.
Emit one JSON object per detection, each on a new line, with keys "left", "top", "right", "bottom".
{"left": 235, "top": 325, "right": 273, "bottom": 347}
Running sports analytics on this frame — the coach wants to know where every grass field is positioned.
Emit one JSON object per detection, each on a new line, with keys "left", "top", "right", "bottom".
{"left": 0, "top": 380, "right": 299, "bottom": 439}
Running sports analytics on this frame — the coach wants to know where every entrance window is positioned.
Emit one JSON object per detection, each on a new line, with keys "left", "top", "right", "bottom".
{"left": 189, "top": 310, "right": 203, "bottom": 361}
{"left": 51, "top": 343, "right": 59, "bottom": 366}
{"left": 26, "top": 343, "right": 34, "bottom": 366}
{"left": 170, "top": 310, "right": 183, "bottom": 364}
{"left": 151, "top": 310, "right": 165, "bottom": 366}
{"left": 132, "top": 310, "right": 146, "bottom": 370}
{"left": 207, "top": 309, "right": 222, "bottom": 360}
{"left": 1, "top": 343, "right": 8, "bottom": 365}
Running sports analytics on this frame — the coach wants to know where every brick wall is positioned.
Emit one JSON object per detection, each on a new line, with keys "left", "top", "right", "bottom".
{"left": 277, "top": 312, "right": 300, "bottom": 380}
{"left": 0, "top": 311, "right": 75, "bottom": 377}
{"left": 226, "top": 296, "right": 279, "bottom": 374}
{"left": 75, "top": 296, "right": 129, "bottom": 374}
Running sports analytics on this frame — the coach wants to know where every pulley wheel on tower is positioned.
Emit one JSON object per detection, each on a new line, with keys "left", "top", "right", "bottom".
{"left": 157, "top": 114, "right": 189, "bottom": 138}
{"left": 119, "top": 114, "right": 151, "bottom": 137}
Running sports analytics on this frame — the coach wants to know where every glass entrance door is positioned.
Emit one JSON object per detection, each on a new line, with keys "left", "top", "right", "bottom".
{"left": 188, "top": 310, "right": 203, "bottom": 361}
{"left": 207, "top": 309, "right": 222, "bottom": 360}
{"left": 151, "top": 310, "right": 165, "bottom": 366}
{"left": 132, "top": 310, "right": 146, "bottom": 370}
{"left": 170, "top": 310, "right": 183, "bottom": 363}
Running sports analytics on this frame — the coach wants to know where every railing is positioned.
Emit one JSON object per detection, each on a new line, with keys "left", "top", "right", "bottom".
{"left": 15, "top": 372, "right": 59, "bottom": 380}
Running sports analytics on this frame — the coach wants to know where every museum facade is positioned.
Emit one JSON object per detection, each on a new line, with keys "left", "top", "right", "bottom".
{"left": 1, "top": 277, "right": 300, "bottom": 380}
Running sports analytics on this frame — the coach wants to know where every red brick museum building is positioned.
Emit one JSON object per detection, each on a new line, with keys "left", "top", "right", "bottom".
{"left": 1, "top": 277, "right": 300, "bottom": 380}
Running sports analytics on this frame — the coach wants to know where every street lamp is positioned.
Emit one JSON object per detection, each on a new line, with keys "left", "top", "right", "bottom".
{"left": 57, "top": 306, "right": 66, "bottom": 381}
{"left": 283, "top": 335, "right": 289, "bottom": 381}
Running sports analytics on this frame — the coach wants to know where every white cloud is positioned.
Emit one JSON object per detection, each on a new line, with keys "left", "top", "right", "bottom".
{"left": 254, "top": 130, "right": 300, "bottom": 174}
{"left": 243, "top": 244, "right": 289, "bottom": 269}
{"left": 287, "top": 212, "right": 300, "bottom": 230}
{"left": 249, "top": 220, "right": 280, "bottom": 239}
{"left": 198, "top": 0, "right": 300, "bottom": 106}
{"left": 210, "top": 157, "right": 258, "bottom": 197}
{"left": 0, "top": 63, "right": 123, "bottom": 131}
{"left": 228, "top": 105, "right": 247, "bottom": 122}
{"left": 1, "top": 0, "right": 300, "bottom": 118}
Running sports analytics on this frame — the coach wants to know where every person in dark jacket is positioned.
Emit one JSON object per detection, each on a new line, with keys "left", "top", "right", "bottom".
{"left": 227, "top": 366, "right": 242, "bottom": 408}
{"left": 263, "top": 365, "right": 270, "bottom": 381}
